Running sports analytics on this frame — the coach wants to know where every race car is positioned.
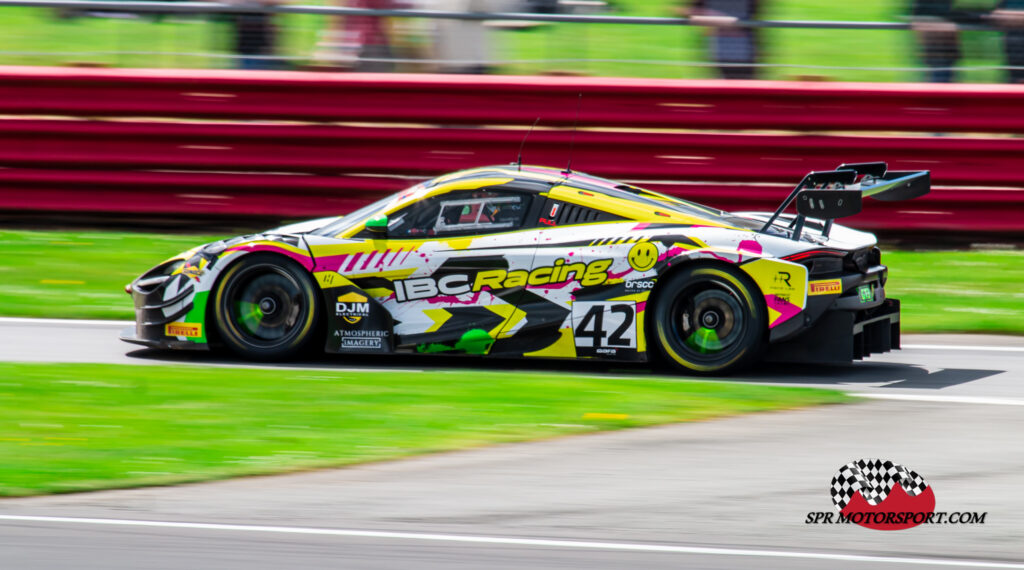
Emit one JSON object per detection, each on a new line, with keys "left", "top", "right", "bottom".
{"left": 122, "top": 162, "right": 929, "bottom": 374}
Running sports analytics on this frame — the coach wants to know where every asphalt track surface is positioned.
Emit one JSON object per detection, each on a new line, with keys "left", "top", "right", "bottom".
{"left": 2, "top": 317, "right": 1022, "bottom": 400}
{"left": 1, "top": 318, "right": 1023, "bottom": 569}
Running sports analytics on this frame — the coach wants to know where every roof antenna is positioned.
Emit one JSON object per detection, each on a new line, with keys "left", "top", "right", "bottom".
{"left": 564, "top": 93, "right": 582, "bottom": 175}
{"left": 516, "top": 117, "right": 540, "bottom": 172}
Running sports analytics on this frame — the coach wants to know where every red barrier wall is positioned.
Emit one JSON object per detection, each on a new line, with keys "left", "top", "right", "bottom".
{"left": 0, "top": 66, "right": 1022, "bottom": 233}
{"left": 5, "top": 66, "right": 1024, "bottom": 132}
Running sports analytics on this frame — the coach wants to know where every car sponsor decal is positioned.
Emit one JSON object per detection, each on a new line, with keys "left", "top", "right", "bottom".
{"left": 334, "top": 330, "right": 389, "bottom": 350}
{"left": 342, "top": 337, "right": 382, "bottom": 349}
{"left": 336, "top": 292, "right": 371, "bottom": 324}
{"left": 740, "top": 259, "right": 808, "bottom": 328}
{"left": 393, "top": 259, "right": 613, "bottom": 302}
{"left": 809, "top": 279, "right": 843, "bottom": 296}
{"left": 624, "top": 279, "right": 656, "bottom": 290}
{"left": 165, "top": 322, "right": 202, "bottom": 338}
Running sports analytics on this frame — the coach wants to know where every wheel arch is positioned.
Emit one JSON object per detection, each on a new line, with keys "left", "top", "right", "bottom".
{"left": 644, "top": 254, "right": 770, "bottom": 373}
{"left": 207, "top": 250, "right": 327, "bottom": 358}
{"left": 651, "top": 252, "right": 767, "bottom": 315}
{"left": 649, "top": 250, "right": 812, "bottom": 349}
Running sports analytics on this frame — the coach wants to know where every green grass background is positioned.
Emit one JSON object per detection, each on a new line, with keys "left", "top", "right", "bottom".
{"left": 884, "top": 249, "right": 1024, "bottom": 334}
{"left": 0, "top": 362, "right": 849, "bottom": 496}
{"left": 0, "top": 0, "right": 1009, "bottom": 82}
{"left": 0, "top": 230, "right": 221, "bottom": 320}
{"left": 0, "top": 229, "right": 1020, "bottom": 333}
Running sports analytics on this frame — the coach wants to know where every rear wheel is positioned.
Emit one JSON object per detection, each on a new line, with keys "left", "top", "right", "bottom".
{"left": 213, "top": 254, "right": 321, "bottom": 360}
{"left": 650, "top": 264, "right": 765, "bottom": 375}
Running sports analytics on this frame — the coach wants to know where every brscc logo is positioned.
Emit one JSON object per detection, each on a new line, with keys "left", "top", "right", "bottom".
{"left": 830, "top": 458, "right": 935, "bottom": 530}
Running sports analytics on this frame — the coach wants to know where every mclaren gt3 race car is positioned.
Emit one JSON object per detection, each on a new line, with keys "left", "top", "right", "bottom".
{"left": 122, "top": 162, "right": 929, "bottom": 374}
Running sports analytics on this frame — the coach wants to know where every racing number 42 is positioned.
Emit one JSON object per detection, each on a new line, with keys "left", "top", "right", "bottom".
{"left": 573, "top": 302, "right": 637, "bottom": 349}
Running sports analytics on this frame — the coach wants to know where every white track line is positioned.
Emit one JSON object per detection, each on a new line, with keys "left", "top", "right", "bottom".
{"left": 0, "top": 515, "right": 1021, "bottom": 568}
{"left": 903, "top": 344, "right": 1024, "bottom": 353}
{"left": 855, "top": 393, "right": 1024, "bottom": 407}
{"left": 0, "top": 317, "right": 133, "bottom": 327}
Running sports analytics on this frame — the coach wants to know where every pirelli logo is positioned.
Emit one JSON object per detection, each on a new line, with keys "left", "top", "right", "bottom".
{"left": 808, "top": 279, "right": 843, "bottom": 296}
{"left": 165, "top": 322, "right": 202, "bottom": 338}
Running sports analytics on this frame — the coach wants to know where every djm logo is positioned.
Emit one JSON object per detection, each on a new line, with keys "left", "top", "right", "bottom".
{"left": 336, "top": 292, "right": 371, "bottom": 324}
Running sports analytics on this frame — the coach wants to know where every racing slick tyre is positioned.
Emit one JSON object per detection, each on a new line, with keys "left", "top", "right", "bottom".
{"left": 212, "top": 254, "right": 322, "bottom": 361}
{"left": 650, "top": 263, "right": 766, "bottom": 375}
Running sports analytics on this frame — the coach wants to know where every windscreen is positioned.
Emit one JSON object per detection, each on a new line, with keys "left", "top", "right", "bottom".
{"left": 310, "top": 185, "right": 425, "bottom": 237}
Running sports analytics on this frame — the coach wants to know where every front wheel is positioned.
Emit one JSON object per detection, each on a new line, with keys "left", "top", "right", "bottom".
{"left": 649, "top": 264, "right": 766, "bottom": 375}
{"left": 213, "top": 254, "right": 321, "bottom": 361}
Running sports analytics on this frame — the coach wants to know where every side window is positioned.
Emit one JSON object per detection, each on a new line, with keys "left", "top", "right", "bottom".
{"left": 388, "top": 190, "right": 532, "bottom": 238}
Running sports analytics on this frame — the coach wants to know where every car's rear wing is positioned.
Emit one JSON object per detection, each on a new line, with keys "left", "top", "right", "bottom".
{"left": 758, "top": 162, "right": 931, "bottom": 241}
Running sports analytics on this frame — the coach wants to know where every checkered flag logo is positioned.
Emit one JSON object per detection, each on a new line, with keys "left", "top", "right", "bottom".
{"left": 831, "top": 459, "right": 929, "bottom": 511}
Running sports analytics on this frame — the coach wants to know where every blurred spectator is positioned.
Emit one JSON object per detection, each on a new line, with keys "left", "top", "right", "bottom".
{"left": 432, "top": 0, "right": 518, "bottom": 74}
{"left": 229, "top": 0, "right": 282, "bottom": 70}
{"left": 346, "top": 0, "right": 411, "bottom": 72}
{"left": 524, "top": 0, "right": 559, "bottom": 12}
{"left": 911, "top": 0, "right": 963, "bottom": 82}
{"left": 991, "top": 0, "right": 1024, "bottom": 83}
{"left": 682, "top": 0, "right": 763, "bottom": 80}
{"left": 314, "top": 0, "right": 406, "bottom": 71}
{"left": 910, "top": 1, "right": 991, "bottom": 83}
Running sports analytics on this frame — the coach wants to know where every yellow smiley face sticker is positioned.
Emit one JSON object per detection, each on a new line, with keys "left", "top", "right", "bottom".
{"left": 627, "top": 242, "right": 659, "bottom": 272}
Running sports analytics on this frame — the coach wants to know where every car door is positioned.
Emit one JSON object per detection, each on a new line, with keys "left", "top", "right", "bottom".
{"left": 519, "top": 196, "right": 640, "bottom": 360}
{"left": 366, "top": 186, "right": 541, "bottom": 354}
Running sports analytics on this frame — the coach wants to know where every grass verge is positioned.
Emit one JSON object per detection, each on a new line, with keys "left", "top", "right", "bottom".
{"left": 883, "top": 250, "right": 1024, "bottom": 335}
{"left": 0, "top": 229, "right": 222, "bottom": 320}
{"left": 0, "top": 362, "right": 849, "bottom": 496}
{"left": 1, "top": 229, "right": 1021, "bottom": 334}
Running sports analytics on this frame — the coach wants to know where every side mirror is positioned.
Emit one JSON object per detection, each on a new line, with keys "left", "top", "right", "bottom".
{"left": 365, "top": 214, "right": 388, "bottom": 236}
